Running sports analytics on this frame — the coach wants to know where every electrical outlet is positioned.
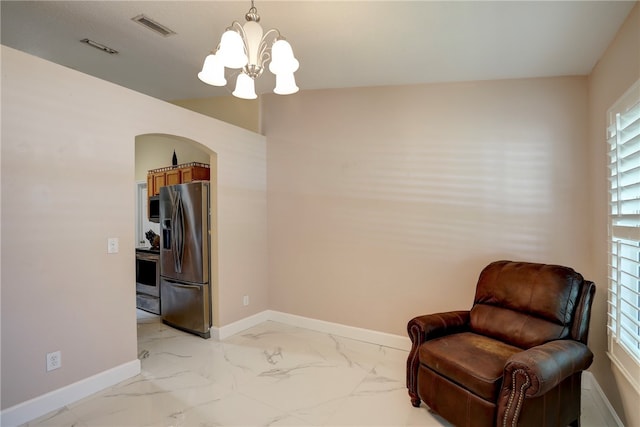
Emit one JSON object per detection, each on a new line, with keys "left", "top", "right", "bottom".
{"left": 46, "top": 351, "right": 61, "bottom": 371}
{"left": 107, "top": 237, "right": 119, "bottom": 254}
{"left": 243, "top": 295, "right": 249, "bottom": 306}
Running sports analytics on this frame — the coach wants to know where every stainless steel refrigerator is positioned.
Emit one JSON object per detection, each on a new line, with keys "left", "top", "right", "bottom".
{"left": 159, "top": 181, "right": 211, "bottom": 338}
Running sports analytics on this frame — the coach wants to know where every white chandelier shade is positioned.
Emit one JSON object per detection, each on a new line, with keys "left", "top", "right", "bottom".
{"left": 269, "top": 39, "right": 299, "bottom": 95}
{"left": 232, "top": 73, "right": 258, "bottom": 99}
{"left": 217, "top": 30, "right": 247, "bottom": 69}
{"left": 273, "top": 72, "right": 298, "bottom": 95}
{"left": 197, "top": 54, "right": 226, "bottom": 86}
{"left": 198, "top": 1, "right": 299, "bottom": 99}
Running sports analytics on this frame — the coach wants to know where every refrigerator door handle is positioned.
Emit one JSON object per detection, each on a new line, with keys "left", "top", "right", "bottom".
{"left": 177, "top": 193, "right": 185, "bottom": 272}
{"left": 171, "top": 191, "right": 185, "bottom": 273}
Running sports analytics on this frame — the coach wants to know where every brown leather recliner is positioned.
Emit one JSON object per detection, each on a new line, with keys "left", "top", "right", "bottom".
{"left": 406, "top": 260, "right": 596, "bottom": 427}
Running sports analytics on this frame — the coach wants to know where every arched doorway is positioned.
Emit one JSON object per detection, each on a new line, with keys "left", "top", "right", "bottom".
{"left": 134, "top": 133, "right": 219, "bottom": 336}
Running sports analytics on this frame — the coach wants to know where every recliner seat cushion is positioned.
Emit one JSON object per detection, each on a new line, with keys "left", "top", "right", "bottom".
{"left": 418, "top": 332, "right": 521, "bottom": 401}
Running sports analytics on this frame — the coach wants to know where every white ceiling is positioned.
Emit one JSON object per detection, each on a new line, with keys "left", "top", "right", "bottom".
{"left": 1, "top": 1, "right": 635, "bottom": 101}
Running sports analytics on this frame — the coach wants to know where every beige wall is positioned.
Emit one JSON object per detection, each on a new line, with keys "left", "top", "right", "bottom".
{"left": 135, "top": 134, "right": 211, "bottom": 182}
{"left": 262, "top": 4, "right": 640, "bottom": 422}
{"left": 587, "top": 3, "right": 640, "bottom": 426}
{"left": 1, "top": 46, "right": 268, "bottom": 410}
{"left": 263, "top": 77, "right": 590, "bottom": 334}
{"left": 2, "top": 2, "right": 638, "bottom": 421}
{"left": 171, "top": 96, "right": 260, "bottom": 134}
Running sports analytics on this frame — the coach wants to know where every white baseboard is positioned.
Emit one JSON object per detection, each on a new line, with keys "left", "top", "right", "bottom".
{"left": 267, "top": 310, "right": 412, "bottom": 351}
{"left": 0, "top": 359, "right": 140, "bottom": 427}
{"left": 583, "top": 371, "right": 625, "bottom": 427}
{"left": 214, "top": 309, "right": 411, "bottom": 351}
{"left": 212, "top": 310, "right": 271, "bottom": 340}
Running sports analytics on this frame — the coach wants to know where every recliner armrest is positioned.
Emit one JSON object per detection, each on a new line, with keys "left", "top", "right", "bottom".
{"left": 498, "top": 340, "right": 593, "bottom": 426}
{"left": 406, "top": 311, "right": 470, "bottom": 406}
{"left": 407, "top": 311, "right": 470, "bottom": 344}
{"left": 504, "top": 340, "right": 593, "bottom": 398}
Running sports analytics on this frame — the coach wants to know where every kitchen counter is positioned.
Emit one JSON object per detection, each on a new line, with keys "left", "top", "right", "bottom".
{"left": 136, "top": 247, "right": 160, "bottom": 254}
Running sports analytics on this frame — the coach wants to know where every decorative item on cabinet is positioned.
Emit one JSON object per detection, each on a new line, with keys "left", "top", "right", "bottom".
{"left": 145, "top": 229, "right": 160, "bottom": 249}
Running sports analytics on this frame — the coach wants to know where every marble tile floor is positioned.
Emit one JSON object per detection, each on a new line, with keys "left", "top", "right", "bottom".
{"left": 22, "top": 311, "right": 617, "bottom": 427}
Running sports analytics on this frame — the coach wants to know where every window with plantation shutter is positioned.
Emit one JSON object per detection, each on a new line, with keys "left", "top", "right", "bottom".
{"left": 607, "top": 79, "right": 640, "bottom": 390}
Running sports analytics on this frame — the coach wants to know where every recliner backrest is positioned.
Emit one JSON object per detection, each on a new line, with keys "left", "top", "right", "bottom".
{"left": 469, "top": 260, "right": 584, "bottom": 348}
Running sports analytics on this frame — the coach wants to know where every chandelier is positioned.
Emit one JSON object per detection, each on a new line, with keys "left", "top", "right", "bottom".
{"left": 197, "top": 0, "right": 299, "bottom": 100}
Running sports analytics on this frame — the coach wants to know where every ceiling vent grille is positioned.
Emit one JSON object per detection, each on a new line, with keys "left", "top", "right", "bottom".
{"left": 132, "top": 14, "right": 176, "bottom": 37}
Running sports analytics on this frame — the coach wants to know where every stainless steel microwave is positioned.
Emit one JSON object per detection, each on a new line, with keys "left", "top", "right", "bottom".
{"left": 149, "top": 195, "right": 160, "bottom": 223}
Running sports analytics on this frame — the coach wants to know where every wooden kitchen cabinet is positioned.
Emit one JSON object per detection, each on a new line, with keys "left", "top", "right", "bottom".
{"left": 165, "top": 169, "right": 181, "bottom": 186}
{"left": 151, "top": 173, "right": 166, "bottom": 196}
{"left": 180, "top": 164, "right": 210, "bottom": 183}
{"left": 147, "top": 174, "right": 154, "bottom": 196}
{"left": 147, "top": 162, "right": 210, "bottom": 219}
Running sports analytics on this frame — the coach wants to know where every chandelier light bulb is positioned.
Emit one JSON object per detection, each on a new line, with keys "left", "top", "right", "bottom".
{"left": 197, "top": 54, "right": 227, "bottom": 86}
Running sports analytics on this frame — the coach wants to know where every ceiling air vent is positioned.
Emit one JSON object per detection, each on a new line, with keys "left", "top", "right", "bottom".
{"left": 132, "top": 14, "right": 176, "bottom": 37}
